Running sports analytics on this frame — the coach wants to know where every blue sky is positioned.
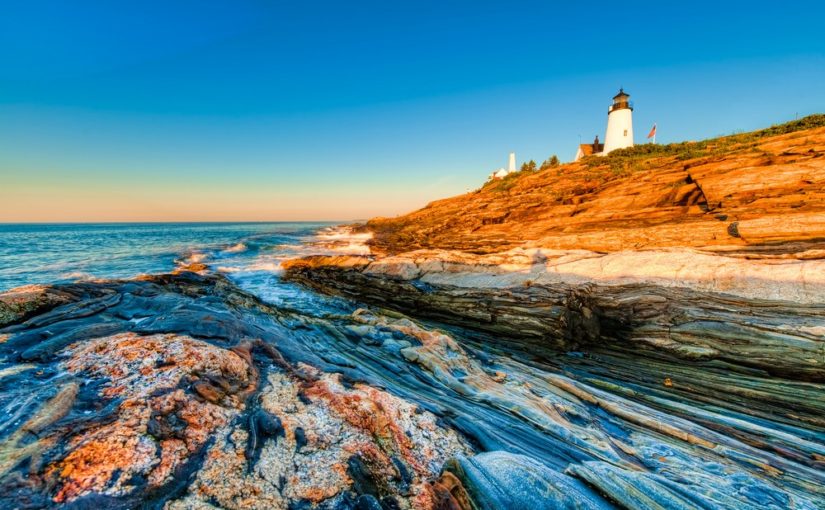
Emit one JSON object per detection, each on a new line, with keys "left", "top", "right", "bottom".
{"left": 1, "top": 1, "right": 823, "bottom": 221}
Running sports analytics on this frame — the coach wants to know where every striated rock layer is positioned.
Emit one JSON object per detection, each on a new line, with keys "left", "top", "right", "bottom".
{"left": 0, "top": 267, "right": 823, "bottom": 508}
{"left": 282, "top": 248, "right": 825, "bottom": 381}
{"left": 0, "top": 273, "right": 472, "bottom": 509}
{"left": 276, "top": 118, "right": 825, "bottom": 508}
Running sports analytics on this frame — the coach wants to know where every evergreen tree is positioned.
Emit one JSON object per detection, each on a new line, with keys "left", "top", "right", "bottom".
{"left": 540, "top": 155, "right": 560, "bottom": 170}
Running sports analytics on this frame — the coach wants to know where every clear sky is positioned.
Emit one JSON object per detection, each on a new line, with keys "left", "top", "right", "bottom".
{"left": 1, "top": 1, "right": 823, "bottom": 222}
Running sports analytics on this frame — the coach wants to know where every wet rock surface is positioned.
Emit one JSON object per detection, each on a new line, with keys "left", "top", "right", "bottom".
{"left": 0, "top": 273, "right": 472, "bottom": 509}
{"left": 1, "top": 262, "right": 823, "bottom": 509}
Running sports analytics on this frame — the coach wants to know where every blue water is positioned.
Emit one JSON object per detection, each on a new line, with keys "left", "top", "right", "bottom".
{"left": 0, "top": 222, "right": 337, "bottom": 293}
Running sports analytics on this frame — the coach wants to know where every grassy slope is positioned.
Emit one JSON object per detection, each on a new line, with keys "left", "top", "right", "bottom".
{"left": 365, "top": 115, "right": 825, "bottom": 255}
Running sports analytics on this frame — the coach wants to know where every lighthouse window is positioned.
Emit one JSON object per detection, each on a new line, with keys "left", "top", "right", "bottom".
{"left": 623, "top": 129, "right": 628, "bottom": 136}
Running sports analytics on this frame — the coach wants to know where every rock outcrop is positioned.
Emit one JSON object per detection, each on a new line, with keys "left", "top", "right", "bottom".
{"left": 283, "top": 247, "right": 825, "bottom": 381}
{"left": 364, "top": 117, "right": 825, "bottom": 255}
{"left": 276, "top": 117, "right": 825, "bottom": 508}
{"left": 0, "top": 273, "right": 471, "bottom": 509}
{"left": 285, "top": 118, "right": 825, "bottom": 382}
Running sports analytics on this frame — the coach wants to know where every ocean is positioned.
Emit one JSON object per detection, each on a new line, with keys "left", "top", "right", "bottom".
{"left": 0, "top": 222, "right": 360, "bottom": 298}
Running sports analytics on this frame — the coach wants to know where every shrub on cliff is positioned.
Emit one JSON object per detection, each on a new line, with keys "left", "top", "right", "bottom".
{"left": 540, "top": 155, "right": 560, "bottom": 170}
{"left": 485, "top": 170, "right": 522, "bottom": 192}
{"left": 581, "top": 114, "right": 825, "bottom": 177}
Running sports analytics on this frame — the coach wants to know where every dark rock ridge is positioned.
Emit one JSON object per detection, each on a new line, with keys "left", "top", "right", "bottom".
{"left": 283, "top": 253, "right": 825, "bottom": 382}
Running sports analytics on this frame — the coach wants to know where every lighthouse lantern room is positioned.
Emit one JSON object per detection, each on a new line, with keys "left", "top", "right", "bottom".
{"left": 603, "top": 88, "right": 634, "bottom": 154}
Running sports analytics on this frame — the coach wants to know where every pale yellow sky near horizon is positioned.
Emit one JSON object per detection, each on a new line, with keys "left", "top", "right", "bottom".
{"left": 0, "top": 177, "right": 468, "bottom": 223}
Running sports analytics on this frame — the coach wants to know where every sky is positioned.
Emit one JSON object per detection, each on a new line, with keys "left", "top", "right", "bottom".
{"left": 1, "top": 1, "right": 824, "bottom": 222}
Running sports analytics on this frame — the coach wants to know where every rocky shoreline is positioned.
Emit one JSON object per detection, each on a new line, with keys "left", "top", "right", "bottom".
{"left": 283, "top": 247, "right": 825, "bottom": 381}
{"left": 1, "top": 118, "right": 824, "bottom": 508}
{"left": 274, "top": 119, "right": 825, "bottom": 508}
{"left": 0, "top": 253, "right": 822, "bottom": 508}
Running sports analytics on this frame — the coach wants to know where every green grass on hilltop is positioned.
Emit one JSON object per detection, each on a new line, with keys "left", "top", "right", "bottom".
{"left": 580, "top": 114, "right": 825, "bottom": 177}
{"left": 484, "top": 170, "right": 522, "bottom": 192}
{"left": 480, "top": 114, "right": 825, "bottom": 190}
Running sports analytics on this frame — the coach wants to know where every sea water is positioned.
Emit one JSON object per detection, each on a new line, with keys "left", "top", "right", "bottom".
{"left": 0, "top": 222, "right": 345, "bottom": 295}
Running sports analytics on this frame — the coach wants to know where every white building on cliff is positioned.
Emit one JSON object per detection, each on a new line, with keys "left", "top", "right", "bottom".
{"left": 575, "top": 89, "right": 634, "bottom": 161}
{"left": 489, "top": 152, "right": 517, "bottom": 180}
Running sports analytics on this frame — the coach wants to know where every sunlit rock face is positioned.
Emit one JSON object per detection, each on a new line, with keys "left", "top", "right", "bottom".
{"left": 363, "top": 124, "right": 825, "bottom": 256}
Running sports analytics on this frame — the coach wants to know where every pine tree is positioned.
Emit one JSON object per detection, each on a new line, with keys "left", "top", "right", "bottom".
{"left": 540, "top": 155, "right": 560, "bottom": 170}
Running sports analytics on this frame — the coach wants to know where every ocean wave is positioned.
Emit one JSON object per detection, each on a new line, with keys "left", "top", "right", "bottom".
{"left": 223, "top": 242, "right": 248, "bottom": 254}
{"left": 245, "top": 261, "right": 282, "bottom": 272}
{"left": 60, "top": 271, "right": 97, "bottom": 281}
{"left": 184, "top": 252, "right": 208, "bottom": 263}
{"left": 313, "top": 226, "right": 372, "bottom": 255}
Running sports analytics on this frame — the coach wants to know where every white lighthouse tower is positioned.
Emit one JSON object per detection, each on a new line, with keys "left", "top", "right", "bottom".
{"left": 507, "top": 152, "right": 516, "bottom": 173}
{"left": 603, "top": 88, "right": 634, "bottom": 154}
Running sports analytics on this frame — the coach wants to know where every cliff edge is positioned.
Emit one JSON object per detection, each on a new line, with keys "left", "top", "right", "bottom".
{"left": 285, "top": 116, "right": 825, "bottom": 381}
{"left": 365, "top": 115, "right": 825, "bottom": 255}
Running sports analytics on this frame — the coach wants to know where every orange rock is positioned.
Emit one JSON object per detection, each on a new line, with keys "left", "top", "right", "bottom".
{"left": 362, "top": 124, "right": 825, "bottom": 256}
{"left": 47, "top": 333, "right": 253, "bottom": 502}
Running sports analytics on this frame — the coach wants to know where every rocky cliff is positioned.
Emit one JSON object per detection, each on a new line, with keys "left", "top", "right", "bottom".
{"left": 278, "top": 117, "right": 825, "bottom": 507}
{"left": 285, "top": 116, "right": 825, "bottom": 382}
{"left": 365, "top": 115, "right": 825, "bottom": 255}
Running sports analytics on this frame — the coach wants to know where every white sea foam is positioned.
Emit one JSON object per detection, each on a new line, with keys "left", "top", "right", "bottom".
{"left": 61, "top": 271, "right": 97, "bottom": 281}
{"left": 223, "top": 243, "right": 248, "bottom": 254}
{"left": 187, "top": 252, "right": 208, "bottom": 263}
{"left": 246, "top": 261, "right": 282, "bottom": 272}
{"left": 313, "top": 226, "right": 372, "bottom": 255}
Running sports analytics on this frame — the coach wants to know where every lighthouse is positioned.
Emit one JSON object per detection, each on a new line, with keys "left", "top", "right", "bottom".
{"left": 603, "top": 88, "right": 634, "bottom": 154}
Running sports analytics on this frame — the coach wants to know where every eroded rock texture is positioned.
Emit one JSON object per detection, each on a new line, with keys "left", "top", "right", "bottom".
{"left": 0, "top": 267, "right": 823, "bottom": 509}
{"left": 283, "top": 249, "right": 825, "bottom": 381}
{"left": 0, "top": 273, "right": 473, "bottom": 509}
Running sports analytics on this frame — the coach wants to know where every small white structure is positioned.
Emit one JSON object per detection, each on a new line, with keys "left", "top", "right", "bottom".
{"left": 489, "top": 152, "right": 518, "bottom": 180}
{"left": 575, "top": 135, "right": 604, "bottom": 162}
{"left": 603, "top": 89, "right": 634, "bottom": 154}
{"left": 574, "top": 89, "right": 635, "bottom": 161}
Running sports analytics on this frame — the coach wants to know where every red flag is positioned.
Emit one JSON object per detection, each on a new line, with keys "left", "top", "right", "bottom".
{"left": 647, "top": 123, "right": 657, "bottom": 139}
